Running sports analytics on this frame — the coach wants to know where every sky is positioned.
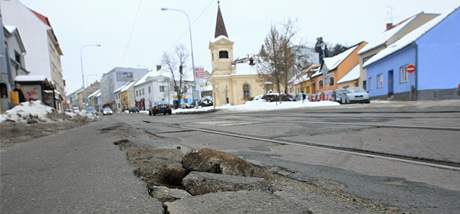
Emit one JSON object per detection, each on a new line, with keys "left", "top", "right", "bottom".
{"left": 16, "top": 0, "right": 460, "bottom": 94}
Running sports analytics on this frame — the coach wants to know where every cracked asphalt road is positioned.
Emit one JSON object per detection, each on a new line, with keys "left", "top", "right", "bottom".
{"left": 1, "top": 102, "right": 460, "bottom": 213}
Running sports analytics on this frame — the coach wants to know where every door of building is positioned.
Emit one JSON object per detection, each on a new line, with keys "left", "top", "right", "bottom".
{"left": 388, "top": 70, "right": 394, "bottom": 97}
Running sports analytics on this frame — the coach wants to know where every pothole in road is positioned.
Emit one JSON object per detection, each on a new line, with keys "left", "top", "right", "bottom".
{"left": 100, "top": 124, "right": 122, "bottom": 132}
{"left": 112, "top": 139, "right": 399, "bottom": 214}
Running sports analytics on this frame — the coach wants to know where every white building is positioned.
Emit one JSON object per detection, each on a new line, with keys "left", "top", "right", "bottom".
{"left": 100, "top": 67, "right": 149, "bottom": 109}
{"left": 134, "top": 70, "right": 172, "bottom": 110}
{"left": 1, "top": 0, "right": 66, "bottom": 110}
{"left": 133, "top": 67, "right": 194, "bottom": 110}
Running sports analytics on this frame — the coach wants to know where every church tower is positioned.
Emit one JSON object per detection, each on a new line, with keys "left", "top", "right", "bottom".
{"left": 209, "top": 1, "right": 234, "bottom": 76}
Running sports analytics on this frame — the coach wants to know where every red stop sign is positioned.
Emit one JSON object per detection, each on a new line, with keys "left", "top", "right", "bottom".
{"left": 407, "top": 64, "right": 416, "bottom": 73}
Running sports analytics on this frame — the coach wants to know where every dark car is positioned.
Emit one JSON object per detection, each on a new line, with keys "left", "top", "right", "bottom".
{"left": 149, "top": 103, "right": 172, "bottom": 116}
{"left": 262, "top": 93, "right": 295, "bottom": 102}
{"left": 128, "top": 107, "right": 139, "bottom": 113}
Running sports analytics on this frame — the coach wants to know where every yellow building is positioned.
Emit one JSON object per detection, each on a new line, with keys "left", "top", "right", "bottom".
{"left": 209, "top": 3, "right": 265, "bottom": 106}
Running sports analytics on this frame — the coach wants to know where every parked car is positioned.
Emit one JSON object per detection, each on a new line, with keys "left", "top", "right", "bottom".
{"left": 199, "top": 97, "right": 213, "bottom": 107}
{"left": 262, "top": 93, "right": 295, "bottom": 102}
{"left": 335, "top": 88, "right": 370, "bottom": 104}
{"left": 85, "top": 106, "right": 97, "bottom": 115}
{"left": 102, "top": 107, "right": 113, "bottom": 115}
{"left": 149, "top": 103, "right": 172, "bottom": 116}
{"left": 128, "top": 107, "right": 139, "bottom": 113}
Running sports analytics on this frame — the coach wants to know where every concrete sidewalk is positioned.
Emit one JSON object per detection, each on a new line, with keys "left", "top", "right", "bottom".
{"left": 0, "top": 120, "right": 163, "bottom": 214}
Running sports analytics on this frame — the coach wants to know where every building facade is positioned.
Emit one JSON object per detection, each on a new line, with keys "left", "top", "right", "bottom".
{"left": 364, "top": 7, "right": 460, "bottom": 100}
{"left": 113, "top": 80, "right": 136, "bottom": 112}
{"left": 100, "top": 67, "right": 149, "bottom": 109}
{"left": 315, "top": 42, "right": 366, "bottom": 98}
{"left": 1, "top": 0, "right": 66, "bottom": 111}
{"left": 87, "top": 89, "right": 101, "bottom": 111}
{"left": 1, "top": 24, "right": 28, "bottom": 113}
{"left": 209, "top": 4, "right": 265, "bottom": 107}
{"left": 134, "top": 71, "right": 172, "bottom": 110}
{"left": 358, "top": 12, "right": 438, "bottom": 90}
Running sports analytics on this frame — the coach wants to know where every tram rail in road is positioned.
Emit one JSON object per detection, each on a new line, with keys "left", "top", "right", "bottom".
{"left": 142, "top": 119, "right": 460, "bottom": 172}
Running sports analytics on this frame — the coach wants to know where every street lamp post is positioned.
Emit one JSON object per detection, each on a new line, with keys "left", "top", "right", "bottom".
{"left": 80, "top": 44, "right": 101, "bottom": 89}
{"left": 161, "top": 7, "right": 198, "bottom": 105}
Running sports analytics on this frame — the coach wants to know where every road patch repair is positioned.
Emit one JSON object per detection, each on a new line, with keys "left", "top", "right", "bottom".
{"left": 112, "top": 137, "right": 400, "bottom": 214}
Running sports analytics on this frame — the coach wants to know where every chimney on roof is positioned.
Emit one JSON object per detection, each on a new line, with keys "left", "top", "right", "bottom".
{"left": 386, "top": 23, "right": 394, "bottom": 31}
{"left": 156, "top": 65, "right": 162, "bottom": 71}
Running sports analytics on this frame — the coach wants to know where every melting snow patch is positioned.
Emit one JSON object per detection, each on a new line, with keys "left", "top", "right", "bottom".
{"left": 0, "top": 101, "right": 100, "bottom": 124}
{"left": 218, "top": 100, "right": 340, "bottom": 112}
{"left": 0, "top": 101, "right": 54, "bottom": 123}
{"left": 172, "top": 106, "right": 215, "bottom": 114}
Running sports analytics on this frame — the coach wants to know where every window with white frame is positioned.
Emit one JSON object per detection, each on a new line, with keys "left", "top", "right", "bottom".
{"left": 160, "top": 86, "right": 165, "bottom": 92}
{"left": 400, "top": 65, "right": 408, "bottom": 83}
{"left": 377, "top": 74, "right": 384, "bottom": 89}
{"left": 148, "top": 86, "right": 151, "bottom": 94}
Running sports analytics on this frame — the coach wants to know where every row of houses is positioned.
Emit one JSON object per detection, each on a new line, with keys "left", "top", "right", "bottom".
{"left": 70, "top": 4, "right": 460, "bottom": 111}
{"left": 289, "top": 7, "right": 460, "bottom": 101}
{"left": 68, "top": 65, "right": 210, "bottom": 112}
{"left": 0, "top": 0, "right": 66, "bottom": 113}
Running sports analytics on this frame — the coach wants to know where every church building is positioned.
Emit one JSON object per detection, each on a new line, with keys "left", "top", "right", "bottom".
{"left": 209, "top": 3, "right": 266, "bottom": 106}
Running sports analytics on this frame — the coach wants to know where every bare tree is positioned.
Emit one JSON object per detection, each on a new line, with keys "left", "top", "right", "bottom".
{"left": 258, "top": 19, "right": 302, "bottom": 94}
{"left": 162, "top": 45, "right": 189, "bottom": 108}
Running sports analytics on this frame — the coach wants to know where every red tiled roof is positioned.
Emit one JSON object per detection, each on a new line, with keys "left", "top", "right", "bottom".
{"left": 29, "top": 9, "right": 63, "bottom": 55}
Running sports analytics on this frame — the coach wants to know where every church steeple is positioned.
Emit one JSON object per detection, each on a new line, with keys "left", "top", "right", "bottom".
{"left": 214, "top": 1, "right": 228, "bottom": 38}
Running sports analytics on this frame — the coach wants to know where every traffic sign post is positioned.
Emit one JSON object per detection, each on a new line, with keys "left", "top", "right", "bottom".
{"left": 407, "top": 64, "right": 416, "bottom": 73}
{"left": 407, "top": 64, "right": 417, "bottom": 100}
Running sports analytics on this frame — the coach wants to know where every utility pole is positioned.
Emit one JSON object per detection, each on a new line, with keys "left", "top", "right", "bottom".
{"left": 161, "top": 8, "right": 198, "bottom": 106}
{"left": 80, "top": 44, "right": 101, "bottom": 89}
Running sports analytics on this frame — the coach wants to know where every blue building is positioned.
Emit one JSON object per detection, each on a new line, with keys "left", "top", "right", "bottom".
{"left": 363, "top": 7, "right": 460, "bottom": 100}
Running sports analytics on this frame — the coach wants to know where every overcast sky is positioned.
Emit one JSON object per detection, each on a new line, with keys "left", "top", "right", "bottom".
{"left": 18, "top": 0, "right": 460, "bottom": 93}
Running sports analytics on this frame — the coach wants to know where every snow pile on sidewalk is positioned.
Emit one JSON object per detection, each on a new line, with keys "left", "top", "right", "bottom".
{"left": 0, "top": 101, "right": 100, "bottom": 124}
{"left": 64, "top": 111, "right": 99, "bottom": 121}
{"left": 0, "top": 101, "right": 54, "bottom": 123}
{"left": 173, "top": 106, "right": 216, "bottom": 114}
{"left": 219, "top": 100, "right": 340, "bottom": 112}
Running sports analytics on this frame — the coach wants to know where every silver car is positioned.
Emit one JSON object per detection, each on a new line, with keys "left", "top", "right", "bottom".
{"left": 102, "top": 107, "right": 113, "bottom": 115}
{"left": 335, "top": 88, "right": 370, "bottom": 104}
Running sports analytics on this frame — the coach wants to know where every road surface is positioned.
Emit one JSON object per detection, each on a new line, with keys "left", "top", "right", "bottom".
{"left": 1, "top": 101, "right": 460, "bottom": 213}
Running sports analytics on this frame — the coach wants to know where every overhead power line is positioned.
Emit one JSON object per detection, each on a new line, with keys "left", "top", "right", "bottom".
{"left": 121, "top": 0, "right": 143, "bottom": 64}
